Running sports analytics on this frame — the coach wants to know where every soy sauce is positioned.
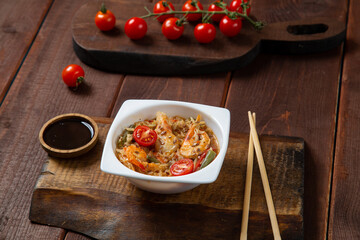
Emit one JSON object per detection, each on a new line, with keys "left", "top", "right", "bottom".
{"left": 43, "top": 117, "right": 94, "bottom": 150}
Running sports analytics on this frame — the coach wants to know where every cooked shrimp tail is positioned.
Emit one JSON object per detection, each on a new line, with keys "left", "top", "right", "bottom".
{"left": 180, "top": 115, "right": 210, "bottom": 158}
{"left": 124, "top": 145, "right": 147, "bottom": 172}
{"left": 155, "top": 112, "right": 180, "bottom": 160}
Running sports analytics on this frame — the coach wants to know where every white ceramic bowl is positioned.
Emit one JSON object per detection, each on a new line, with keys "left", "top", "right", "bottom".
{"left": 100, "top": 100, "right": 230, "bottom": 194}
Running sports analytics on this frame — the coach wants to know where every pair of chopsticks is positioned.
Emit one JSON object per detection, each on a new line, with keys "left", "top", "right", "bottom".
{"left": 240, "top": 111, "right": 282, "bottom": 240}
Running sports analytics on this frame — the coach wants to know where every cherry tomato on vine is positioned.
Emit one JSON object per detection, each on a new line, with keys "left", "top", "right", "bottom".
{"left": 219, "top": 15, "right": 242, "bottom": 37}
{"left": 125, "top": 17, "right": 147, "bottom": 40}
{"left": 95, "top": 3, "right": 116, "bottom": 31}
{"left": 62, "top": 64, "right": 84, "bottom": 88}
{"left": 133, "top": 126, "right": 157, "bottom": 147}
{"left": 170, "top": 159, "right": 194, "bottom": 176}
{"left": 153, "top": 0, "right": 175, "bottom": 23}
{"left": 228, "top": 0, "right": 251, "bottom": 16}
{"left": 194, "top": 23, "right": 216, "bottom": 44}
{"left": 182, "top": 0, "right": 203, "bottom": 22}
{"left": 162, "top": 17, "right": 184, "bottom": 40}
{"left": 208, "top": 1, "right": 226, "bottom": 22}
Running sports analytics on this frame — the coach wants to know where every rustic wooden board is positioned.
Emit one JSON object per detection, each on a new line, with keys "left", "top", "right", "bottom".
{"left": 225, "top": 2, "right": 348, "bottom": 240}
{"left": 0, "top": 0, "right": 123, "bottom": 239}
{"left": 328, "top": 0, "right": 360, "bottom": 239}
{"left": 30, "top": 121, "right": 304, "bottom": 240}
{"left": 72, "top": 0, "right": 345, "bottom": 75}
{"left": 226, "top": 48, "right": 344, "bottom": 240}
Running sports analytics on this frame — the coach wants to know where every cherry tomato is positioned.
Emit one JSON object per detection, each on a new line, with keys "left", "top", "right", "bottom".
{"left": 219, "top": 16, "right": 242, "bottom": 37}
{"left": 62, "top": 64, "right": 84, "bottom": 88}
{"left": 95, "top": 3, "right": 116, "bottom": 31}
{"left": 170, "top": 159, "right": 194, "bottom": 176}
{"left": 125, "top": 17, "right": 147, "bottom": 40}
{"left": 228, "top": 0, "right": 251, "bottom": 16}
{"left": 133, "top": 126, "right": 157, "bottom": 147}
{"left": 153, "top": 0, "right": 175, "bottom": 23}
{"left": 194, "top": 23, "right": 216, "bottom": 44}
{"left": 182, "top": 0, "right": 203, "bottom": 22}
{"left": 162, "top": 18, "right": 184, "bottom": 40}
{"left": 208, "top": 1, "right": 226, "bottom": 22}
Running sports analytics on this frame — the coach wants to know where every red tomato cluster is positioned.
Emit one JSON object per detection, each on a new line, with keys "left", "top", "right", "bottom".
{"left": 124, "top": 0, "right": 251, "bottom": 43}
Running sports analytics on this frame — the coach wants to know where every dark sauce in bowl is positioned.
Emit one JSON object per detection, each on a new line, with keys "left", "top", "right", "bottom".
{"left": 43, "top": 117, "right": 94, "bottom": 150}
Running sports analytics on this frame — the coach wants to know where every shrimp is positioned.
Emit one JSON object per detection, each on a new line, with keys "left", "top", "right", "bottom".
{"left": 124, "top": 145, "right": 147, "bottom": 171}
{"left": 154, "top": 112, "right": 180, "bottom": 159}
{"left": 180, "top": 115, "right": 210, "bottom": 158}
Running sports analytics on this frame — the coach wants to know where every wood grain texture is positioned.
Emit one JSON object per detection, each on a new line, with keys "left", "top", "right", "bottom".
{"left": 328, "top": 0, "right": 360, "bottom": 239}
{"left": 111, "top": 73, "right": 229, "bottom": 117}
{"left": 65, "top": 232, "right": 95, "bottom": 240}
{"left": 30, "top": 122, "right": 304, "bottom": 240}
{"left": 225, "top": 1, "right": 348, "bottom": 239}
{"left": 0, "top": 0, "right": 351, "bottom": 240}
{"left": 0, "top": 0, "right": 53, "bottom": 103}
{"left": 226, "top": 41, "right": 341, "bottom": 239}
{"left": 0, "top": 0, "right": 123, "bottom": 239}
{"left": 226, "top": 49, "right": 343, "bottom": 240}
{"left": 72, "top": 0, "right": 345, "bottom": 75}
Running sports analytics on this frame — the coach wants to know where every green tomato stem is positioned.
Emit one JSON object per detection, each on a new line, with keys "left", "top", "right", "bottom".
{"left": 100, "top": 3, "right": 107, "bottom": 14}
{"left": 76, "top": 76, "right": 84, "bottom": 87}
{"left": 139, "top": 8, "right": 265, "bottom": 30}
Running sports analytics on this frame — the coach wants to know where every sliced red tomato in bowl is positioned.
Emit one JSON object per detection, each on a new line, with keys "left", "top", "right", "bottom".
{"left": 194, "top": 149, "right": 209, "bottom": 171}
{"left": 170, "top": 158, "right": 194, "bottom": 176}
{"left": 133, "top": 125, "right": 157, "bottom": 147}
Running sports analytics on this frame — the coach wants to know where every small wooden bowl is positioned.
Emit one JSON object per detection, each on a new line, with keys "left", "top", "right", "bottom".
{"left": 39, "top": 113, "right": 99, "bottom": 158}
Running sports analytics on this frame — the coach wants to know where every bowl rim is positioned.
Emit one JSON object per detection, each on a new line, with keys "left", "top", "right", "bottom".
{"left": 39, "top": 113, "right": 99, "bottom": 158}
{"left": 100, "top": 99, "right": 230, "bottom": 184}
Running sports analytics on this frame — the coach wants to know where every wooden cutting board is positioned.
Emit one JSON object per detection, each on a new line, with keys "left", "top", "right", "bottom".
{"left": 30, "top": 118, "right": 304, "bottom": 240}
{"left": 72, "top": 0, "right": 345, "bottom": 75}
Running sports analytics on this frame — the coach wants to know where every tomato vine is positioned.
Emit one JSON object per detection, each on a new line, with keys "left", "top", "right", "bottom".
{"left": 139, "top": 1, "right": 265, "bottom": 31}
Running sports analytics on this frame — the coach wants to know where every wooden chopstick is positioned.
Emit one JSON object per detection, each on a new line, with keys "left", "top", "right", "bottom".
{"left": 240, "top": 113, "right": 255, "bottom": 240}
{"left": 247, "top": 111, "right": 282, "bottom": 240}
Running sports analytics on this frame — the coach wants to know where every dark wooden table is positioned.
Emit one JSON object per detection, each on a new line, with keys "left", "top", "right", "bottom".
{"left": 0, "top": 0, "right": 358, "bottom": 239}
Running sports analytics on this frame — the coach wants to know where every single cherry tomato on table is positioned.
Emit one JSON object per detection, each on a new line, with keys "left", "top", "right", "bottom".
{"left": 170, "top": 158, "right": 194, "bottom": 176}
{"left": 194, "top": 23, "right": 216, "bottom": 43}
{"left": 208, "top": 0, "right": 226, "bottom": 22}
{"left": 62, "top": 64, "right": 84, "bottom": 88}
{"left": 94, "top": 3, "right": 116, "bottom": 31}
{"left": 153, "top": 0, "right": 175, "bottom": 23}
{"left": 133, "top": 125, "right": 157, "bottom": 147}
{"left": 228, "top": 0, "right": 251, "bottom": 16}
{"left": 182, "top": 0, "right": 203, "bottom": 22}
{"left": 162, "top": 17, "right": 184, "bottom": 40}
{"left": 219, "top": 15, "right": 242, "bottom": 37}
{"left": 125, "top": 17, "right": 147, "bottom": 40}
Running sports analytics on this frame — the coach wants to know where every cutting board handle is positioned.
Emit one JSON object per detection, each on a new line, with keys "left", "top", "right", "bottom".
{"left": 261, "top": 17, "right": 346, "bottom": 54}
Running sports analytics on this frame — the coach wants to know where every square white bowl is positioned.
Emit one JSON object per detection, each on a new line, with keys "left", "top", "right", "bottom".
{"left": 100, "top": 99, "right": 230, "bottom": 194}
